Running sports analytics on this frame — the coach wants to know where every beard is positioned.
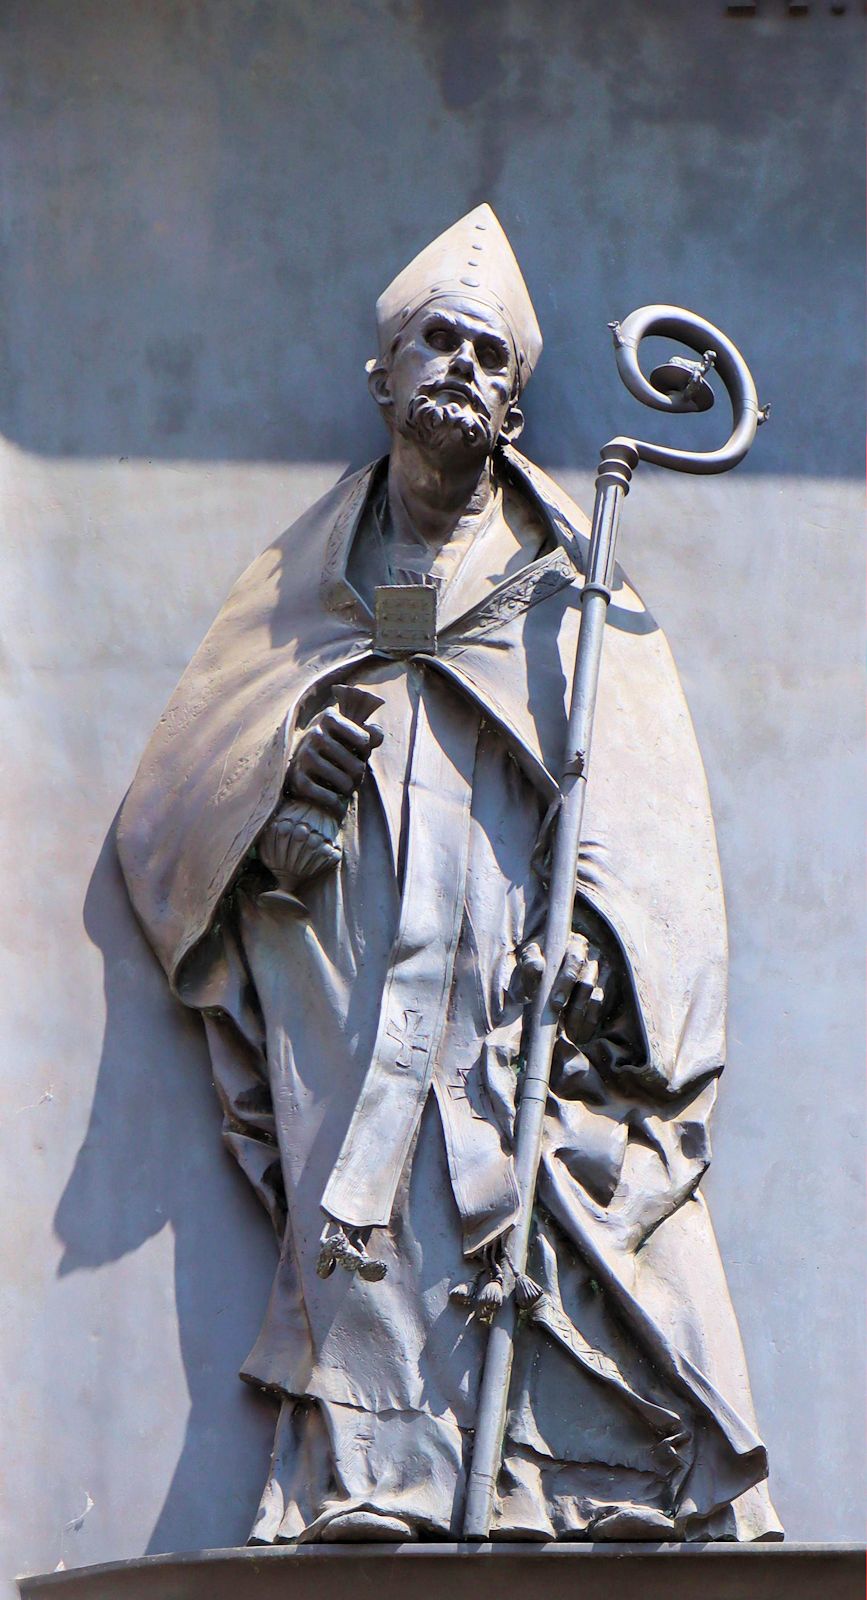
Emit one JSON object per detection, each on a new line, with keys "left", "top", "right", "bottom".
{"left": 401, "top": 389, "right": 495, "bottom": 456}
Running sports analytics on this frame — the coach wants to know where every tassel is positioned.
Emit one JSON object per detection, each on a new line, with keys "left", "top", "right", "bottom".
{"left": 315, "top": 1227, "right": 343, "bottom": 1279}
{"left": 476, "top": 1277, "right": 504, "bottom": 1324}
{"left": 316, "top": 1224, "right": 387, "bottom": 1282}
{"left": 514, "top": 1272, "right": 544, "bottom": 1312}
{"left": 357, "top": 1253, "right": 388, "bottom": 1283}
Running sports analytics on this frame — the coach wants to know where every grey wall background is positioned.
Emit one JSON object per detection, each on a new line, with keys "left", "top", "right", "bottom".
{"left": 1, "top": 1, "right": 863, "bottom": 1590}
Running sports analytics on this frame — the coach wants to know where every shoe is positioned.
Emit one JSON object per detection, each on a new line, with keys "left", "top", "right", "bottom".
{"left": 319, "top": 1510, "right": 413, "bottom": 1542}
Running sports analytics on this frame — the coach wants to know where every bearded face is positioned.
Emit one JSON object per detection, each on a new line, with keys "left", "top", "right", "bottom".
{"left": 404, "top": 384, "right": 495, "bottom": 454}
{"left": 370, "top": 298, "right": 521, "bottom": 461}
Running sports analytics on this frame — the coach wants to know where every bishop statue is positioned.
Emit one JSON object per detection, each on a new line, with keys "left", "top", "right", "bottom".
{"left": 118, "top": 206, "right": 781, "bottom": 1543}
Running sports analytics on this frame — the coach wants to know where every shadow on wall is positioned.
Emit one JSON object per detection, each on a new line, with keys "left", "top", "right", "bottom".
{"left": 0, "top": 0, "right": 862, "bottom": 474}
{"left": 54, "top": 824, "right": 277, "bottom": 1554}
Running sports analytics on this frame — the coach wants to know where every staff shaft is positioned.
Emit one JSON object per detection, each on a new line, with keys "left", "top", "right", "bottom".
{"left": 462, "top": 442, "right": 637, "bottom": 1541}
{"left": 462, "top": 304, "right": 763, "bottom": 1539}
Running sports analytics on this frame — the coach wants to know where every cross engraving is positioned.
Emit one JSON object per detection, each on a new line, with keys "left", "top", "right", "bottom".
{"left": 387, "top": 1009, "right": 431, "bottom": 1069}
{"left": 447, "top": 1066, "right": 486, "bottom": 1121}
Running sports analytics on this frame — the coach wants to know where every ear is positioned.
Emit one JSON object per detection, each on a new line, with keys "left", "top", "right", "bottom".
{"left": 366, "top": 357, "right": 393, "bottom": 415}
{"left": 499, "top": 402, "right": 525, "bottom": 443}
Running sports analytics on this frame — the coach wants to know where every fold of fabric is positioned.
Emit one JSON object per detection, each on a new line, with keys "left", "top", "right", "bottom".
{"left": 322, "top": 678, "right": 479, "bottom": 1227}
{"left": 118, "top": 449, "right": 782, "bottom": 1542}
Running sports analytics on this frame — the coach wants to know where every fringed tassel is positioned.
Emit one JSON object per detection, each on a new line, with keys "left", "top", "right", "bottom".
{"left": 475, "top": 1276, "right": 505, "bottom": 1324}
{"left": 316, "top": 1223, "right": 387, "bottom": 1282}
{"left": 449, "top": 1250, "right": 543, "bottom": 1322}
{"left": 514, "top": 1271, "right": 544, "bottom": 1312}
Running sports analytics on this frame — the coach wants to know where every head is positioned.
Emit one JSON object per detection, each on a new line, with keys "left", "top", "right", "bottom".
{"left": 366, "top": 296, "right": 524, "bottom": 464}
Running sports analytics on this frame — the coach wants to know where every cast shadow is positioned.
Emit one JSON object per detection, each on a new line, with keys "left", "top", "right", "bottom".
{"left": 5, "top": 0, "right": 863, "bottom": 478}
{"left": 54, "top": 822, "right": 279, "bottom": 1554}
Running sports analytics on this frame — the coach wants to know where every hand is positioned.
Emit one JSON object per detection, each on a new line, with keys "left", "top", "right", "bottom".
{"left": 517, "top": 932, "right": 610, "bottom": 1045}
{"left": 287, "top": 706, "right": 384, "bottom": 818}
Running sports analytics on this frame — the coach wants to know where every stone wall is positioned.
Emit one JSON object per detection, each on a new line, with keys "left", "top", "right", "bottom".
{"left": 1, "top": 2, "right": 863, "bottom": 1589}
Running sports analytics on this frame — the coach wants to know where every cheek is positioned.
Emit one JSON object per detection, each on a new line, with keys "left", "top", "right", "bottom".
{"left": 482, "top": 367, "right": 511, "bottom": 395}
{"left": 394, "top": 348, "right": 444, "bottom": 398}
{"left": 389, "top": 361, "right": 421, "bottom": 410}
{"left": 484, "top": 376, "right": 512, "bottom": 415}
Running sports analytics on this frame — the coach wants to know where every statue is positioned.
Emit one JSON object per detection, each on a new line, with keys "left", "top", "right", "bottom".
{"left": 117, "top": 205, "right": 782, "bottom": 1544}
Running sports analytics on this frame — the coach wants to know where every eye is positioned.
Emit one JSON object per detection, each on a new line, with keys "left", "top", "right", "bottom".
{"left": 426, "top": 326, "right": 458, "bottom": 353}
{"left": 477, "top": 341, "right": 507, "bottom": 372}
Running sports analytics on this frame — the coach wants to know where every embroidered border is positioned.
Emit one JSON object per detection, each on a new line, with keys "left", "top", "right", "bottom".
{"left": 440, "top": 546, "right": 577, "bottom": 647}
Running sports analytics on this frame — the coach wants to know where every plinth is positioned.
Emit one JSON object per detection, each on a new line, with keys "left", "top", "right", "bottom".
{"left": 17, "top": 1542, "right": 865, "bottom": 1600}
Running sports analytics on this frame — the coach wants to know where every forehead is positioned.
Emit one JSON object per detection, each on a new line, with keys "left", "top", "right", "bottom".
{"left": 407, "top": 297, "right": 513, "bottom": 349}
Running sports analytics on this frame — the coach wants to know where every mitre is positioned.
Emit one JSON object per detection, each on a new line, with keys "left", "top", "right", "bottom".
{"left": 375, "top": 203, "right": 543, "bottom": 389}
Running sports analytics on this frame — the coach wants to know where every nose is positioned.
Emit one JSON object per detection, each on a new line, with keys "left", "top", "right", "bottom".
{"left": 448, "top": 340, "right": 476, "bottom": 380}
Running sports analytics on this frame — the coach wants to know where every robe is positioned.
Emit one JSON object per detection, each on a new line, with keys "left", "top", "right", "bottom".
{"left": 117, "top": 445, "right": 782, "bottom": 1542}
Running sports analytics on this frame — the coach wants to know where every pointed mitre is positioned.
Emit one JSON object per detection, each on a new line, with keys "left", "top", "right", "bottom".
{"left": 376, "top": 204, "right": 542, "bottom": 389}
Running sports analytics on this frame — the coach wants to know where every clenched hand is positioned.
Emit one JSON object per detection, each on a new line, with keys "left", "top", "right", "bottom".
{"left": 286, "top": 706, "right": 384, "bottom": 818}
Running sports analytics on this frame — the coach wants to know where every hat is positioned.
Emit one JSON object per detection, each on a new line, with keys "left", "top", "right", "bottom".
{"left": 375, "top": 204, "right": 542, "bottom": 389}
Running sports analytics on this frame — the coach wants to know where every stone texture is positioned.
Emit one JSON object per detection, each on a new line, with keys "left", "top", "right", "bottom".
{"left": 1, "top": 0, "right": 864, "bottom": 1591}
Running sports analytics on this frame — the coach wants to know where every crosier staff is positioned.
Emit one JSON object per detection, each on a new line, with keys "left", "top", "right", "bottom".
{"left": 462, "top": 303, "right": 769, "bottom": 1541}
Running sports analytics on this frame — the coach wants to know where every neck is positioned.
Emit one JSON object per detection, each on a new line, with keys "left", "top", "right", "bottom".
{"left": 387, "top": 432, "right": 497, "bottom": 551}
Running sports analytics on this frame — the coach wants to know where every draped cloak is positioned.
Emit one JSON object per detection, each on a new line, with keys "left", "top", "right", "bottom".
{"left": 117, "top": 446, "right": 782, "bottom": 1543}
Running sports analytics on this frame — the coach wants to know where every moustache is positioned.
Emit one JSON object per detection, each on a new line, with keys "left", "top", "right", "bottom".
{"left": 405, "top": 391, "right": 495, "bottom": 453}
{"left": 419, "top": 379, "right": 491, "bottom": 421}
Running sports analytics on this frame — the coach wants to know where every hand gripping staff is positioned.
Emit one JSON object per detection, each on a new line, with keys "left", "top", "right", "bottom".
{"left": 462, "top": 305, "right": 769, "bottom": 1540}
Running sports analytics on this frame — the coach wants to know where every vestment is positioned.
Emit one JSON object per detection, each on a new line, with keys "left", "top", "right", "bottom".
{"left": 118, "top": 446, "right": 782, "bottom": 1541}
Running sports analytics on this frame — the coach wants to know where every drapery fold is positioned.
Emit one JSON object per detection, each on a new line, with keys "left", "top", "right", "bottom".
{"left": 118, "top": 448, "right": 781, "bottom": 1541}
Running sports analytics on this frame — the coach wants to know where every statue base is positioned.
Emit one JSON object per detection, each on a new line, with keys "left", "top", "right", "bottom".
{"left": 17, "top": 1542, "right": 864, "bottom": 1600}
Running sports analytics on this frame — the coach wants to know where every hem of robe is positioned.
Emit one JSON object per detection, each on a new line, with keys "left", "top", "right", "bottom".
{"left": 246, "top": 1394, "right": 783, "bottom": 1546}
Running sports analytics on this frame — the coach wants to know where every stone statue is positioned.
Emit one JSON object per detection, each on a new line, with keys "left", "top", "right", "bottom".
{"left": 117, "top": 205, "right": 782, "bottom": 1544}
